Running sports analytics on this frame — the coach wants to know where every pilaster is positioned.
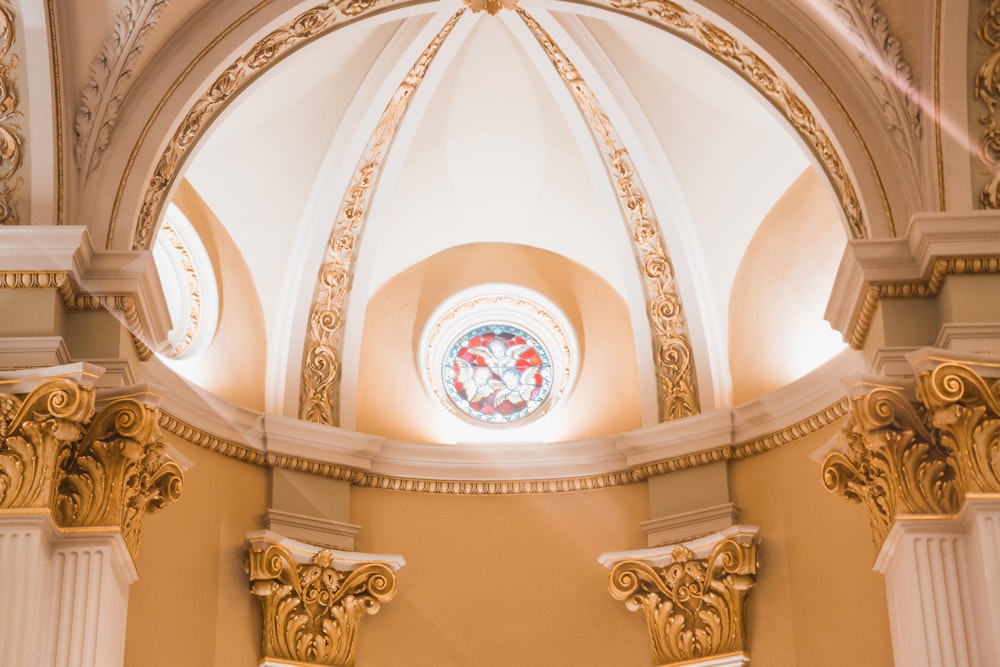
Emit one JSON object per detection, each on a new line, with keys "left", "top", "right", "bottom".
{"left": 245, "top": 530, "right": 404, "bottom": 667}
{"left": 598, "top": 526, "right": 759, "bottom": 667}
{"left": 0, "top": 364, "right": 185, "bottom": 667}
{"left": 822, "top": 348, "right": 1000, "bottom": 666}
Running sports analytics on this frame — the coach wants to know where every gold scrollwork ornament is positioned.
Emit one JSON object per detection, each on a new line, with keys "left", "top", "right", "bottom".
{"left": 0, "top": 378, "right": 95, "bottom": 510}
{"left": 54, "top": 396, "right": 183, "bottom": 557}
{"left": 823, "top": 386, "right": 964, "bottom": 547}
{"left": 609, "top": 539, "right": 757, "bottom": 665}
{"left": 247, "top": 542, "right": 398, "bottom": 666}
{"left": 916, "top": 362, "right": 1000, "bottom": 494}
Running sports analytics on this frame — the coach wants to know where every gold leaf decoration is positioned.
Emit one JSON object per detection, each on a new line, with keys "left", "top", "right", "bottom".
{"left": 823, "top": 385, "right": 964, "bottom": 547}
{"left": 299, "top": 9, "right": 464, "bottom": 425}
{"left": 246, "top": 541, "right": 398, "bottom": 666}
{"left": 463, "top": 0, "right": 518, "bottom": 15}
{"left": 608, "top": 537, "right": 757, "bottom": 664}
{"left": 0, "top": 0, "right": 23, "bottom": 224}
{"left": 917, "top": 362, "right": 1000, "bottom": 494}
{"left": 54, "top": 396, "right": 183, "bottom": 557}
{"left": 129, "top": 0, "right": 400, "bottom": 251}
{"left": 0, "top": 378, "right": 94, "bottom": 509}
{"left": 605, "top": 0, "right": 866, "bottom": 239}
{"left": 976, "top": 0, "right": 1000, "bottom": 208}
{"left": 518, "top": 8, "right": 698, "bottom": 421}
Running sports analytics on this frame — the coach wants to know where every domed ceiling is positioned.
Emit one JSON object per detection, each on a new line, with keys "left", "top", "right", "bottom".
{"left": 156, "top": 1, "right": 848, "bottom": 446}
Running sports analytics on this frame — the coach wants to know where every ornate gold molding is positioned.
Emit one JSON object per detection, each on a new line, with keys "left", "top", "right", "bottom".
{"left": 75, "top": 0, "right": 170, "bottom": 182}
{"left": 606, "top": 531, "right": 758, "bottom": 665}
{"left": 917, "top": 362, "right": 1000, "bottom": 494}
{"left": 246, "top": 537, "right": 399, "bottom": 666}
{"left": 130, "top": 0, "right": 403, "bottom": 251}
{"left": 518, "top": 8, "right": 698, "bottom": 422}
{"left": 823, "top": 382, "right": 964, "bottom": 547}
{"left": 0, "top": 378, "right": 95, "bottom": 509}
{"left": 847, "top": 256, "right": 1000, "bottom": 348}
{"left": 299, "top": 9, "right": 464, "bottom": 425}
{"left": 976, "top": 0, "right": 1000, "bottom": 208}
{"left": 0, "top": 375, "right": 183, "bottom": 558}
{"left": 0, "top": 0, "right": 23, "bottom": 225}
{"left": 605, "top": 0, "right": 865, "bottom": 239}
{"left": 55, "top": 394, "right": 183, "bottom": 557}
{"left": 156, "top": 217, "right": 202, "bottom": 358}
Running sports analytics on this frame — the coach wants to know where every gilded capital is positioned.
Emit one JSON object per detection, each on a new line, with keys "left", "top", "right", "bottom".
{"left": 822, "top": 382, "right": 964, "bottom": 546}
{"left": 601, "top": 527, "right": 758, "bottom": 666}
{"left": 246, "top": 532, "right": 404, "bottom": 667}
{"left": 916, "top": 361, "right": 1000, "bottom": 494}
{"left": 0, "top": 377, "right": 95, "bottom": 510}
{"left": 54, "top": 393, "right": 183, "bottom": 557}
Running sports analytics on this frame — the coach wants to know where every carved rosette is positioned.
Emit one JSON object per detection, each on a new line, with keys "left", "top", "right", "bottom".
{"left": 823, "top": 384, "right": 963, "bottom": 547}
{"left": 0, "top": 369, "right": 184, "bottom": 559}
{"left": 55, "top": 396, "right": 183, "bottom": 557}
{"left": 916, "top": 362, "right": 1000, "bottom": 494}
{"left": 605, "top": 530, "right": 758, "bottom": 666}
{"left": 0, "top": 378, "right": 95, "bottom": 509}
{"left": 246, "top": 537, "right": 400, "bottom": 666}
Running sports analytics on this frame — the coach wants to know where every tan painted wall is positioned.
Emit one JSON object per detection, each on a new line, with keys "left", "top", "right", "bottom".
{"left": 121, "top": 423, "right": 893, "bottom": 667}
{"left": 123, "top": 436, "right": 268, "bottom": 667}
{"left": 351, "top": 484, "right": 652, "bottom": 666}
{"left": 729, "top": 422, "right": 895, "bottom": 666}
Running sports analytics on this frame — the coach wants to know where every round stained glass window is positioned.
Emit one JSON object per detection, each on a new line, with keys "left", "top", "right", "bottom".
{"left": 443, "top": 324, "right": 552, "bottom": 424}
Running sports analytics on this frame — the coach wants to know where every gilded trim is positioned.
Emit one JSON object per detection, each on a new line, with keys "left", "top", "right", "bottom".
{"left": 518, "top": 7, "right": 699, "bottom": 421}
{"left": 159, "top": 399, "right": 846, "bottom": 495}
{"left": 46, "top": 0, "right": 65, "bottom": 225}
{"left": 848, "top": 256, "right": 1000, "bottom": 348}
{"left": 934, "top": 0, "right": 945, "bottom": 208}
{"left": 0, "top": 0, "right": 23, "bottom": 225}
{"left": 976, "top": 0, "right": 1000, "bottom": 208}
{"left": 129, "top": 0, "right": 403, "bottom": 251}
{"left": 299, "top": 9, "right": 465, "bottom": 425}
{"left": 156, "top": 217, "right": 202, "bottom": 358}
{"left": 603, "top": 0, "right": 870, "bottom": 238}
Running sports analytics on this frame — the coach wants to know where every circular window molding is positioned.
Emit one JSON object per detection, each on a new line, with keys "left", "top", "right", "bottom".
{"left": 152, "top": 203, "right": 219, "bottom": 359}
{"left": 421, "top": 285, "right": 578, "bottom": 428}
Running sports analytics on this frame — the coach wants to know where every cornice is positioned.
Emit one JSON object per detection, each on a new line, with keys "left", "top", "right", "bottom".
{"left": 142, "top": 351, "right": 850, "bottom": 494}
{"left": 826, "top": 211, "right": 1000, "bottom": 348}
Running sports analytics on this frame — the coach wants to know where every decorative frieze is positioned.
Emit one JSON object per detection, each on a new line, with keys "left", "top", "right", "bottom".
{"left": 246, "top": 531, "right": 404, "bottom": 667}
{"left": 600, "top": 526, "right": 758, "bottom": 667}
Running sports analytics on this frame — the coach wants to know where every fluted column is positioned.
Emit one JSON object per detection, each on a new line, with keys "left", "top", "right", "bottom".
{"left": 598, "top": 526, "right": 759, "bottom": 667}
{"left": 245, "top": 530, "right": 404, "bottom": 667}
{"left": 0, "top": 364, "right": 185, "bottom": 667}
{"left": 822, "top": 349, "right": 1000, "bottom": 667}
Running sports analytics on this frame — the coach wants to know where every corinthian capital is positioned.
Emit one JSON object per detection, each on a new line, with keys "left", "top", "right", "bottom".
{"left": 823, "top": 380, "right": 964, "bottom": 547}
{"left": 0, "top": 371, "right": 97, "bottom": 510}
{"left": 53, "top": 386, "right": 184, "bottom": 558}
{"left": 245, "top": 531, "right": 404, "bottom": 667}
{"left": 914, "top": 359, "right": 1000, "bottom": 494}
{"left": 600, "top": 526, "right": 758, "bottom": 667}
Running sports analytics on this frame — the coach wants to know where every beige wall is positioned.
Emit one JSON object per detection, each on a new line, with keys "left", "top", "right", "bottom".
{"left": 121, "top": 422, "right": 893, "bottom": 667}
{"left": 351, "top": 484, "right": 652, "bottom": 666}
{"left": 730, "top": 422, "right": 895, "bottom": 666}
{"left": 123, "top": 437, "right": 268, "bottom": 667}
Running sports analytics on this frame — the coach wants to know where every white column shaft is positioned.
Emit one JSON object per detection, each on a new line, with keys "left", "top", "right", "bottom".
{"left": 962, "top": 497, "right": 1000, "bottom": 665}
{"left": 0, "top": 512, "right": 57, "bottom": 667}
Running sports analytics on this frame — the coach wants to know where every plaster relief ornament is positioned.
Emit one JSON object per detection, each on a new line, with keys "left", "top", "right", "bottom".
{"left": 463, "top": 0, "right": 518, "bottom": 14}
{"left": 444, "top": 324, "right": 552, "bottom": 424}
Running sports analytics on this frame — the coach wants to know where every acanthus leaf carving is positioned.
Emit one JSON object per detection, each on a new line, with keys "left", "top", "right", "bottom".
{"left": 823, "top": 384, "right": 964, "bottom": 547}
{"left": 917, "top": 362, "right": 1000, "bottom": 494}
{"left": 0, "top": 0, "right": 23, "bottom": 225}
{"left": 54, "top": 395, "right": 183, "bottom": 557}
{"left": 608, "top": 535, "right": 757, "bottom": 665}
{"left": 976, "top": 0, "right": 1000, "bottom": 208}
{"left": 0, "top": 378, "right": 95, "bottom": 510}
{"left": 832, "top": 0, "right": 921, "bottom": 171}
{"left": 246, "top": 540, "right": 398, "bottom": 666}
{"left": 75, "top": 0, "right": 170, "bottom": 181}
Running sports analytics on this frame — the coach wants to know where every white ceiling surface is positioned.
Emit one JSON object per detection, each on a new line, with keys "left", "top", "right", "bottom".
{"left": 179, "top": 8, "right": 822, "bottom": 418}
